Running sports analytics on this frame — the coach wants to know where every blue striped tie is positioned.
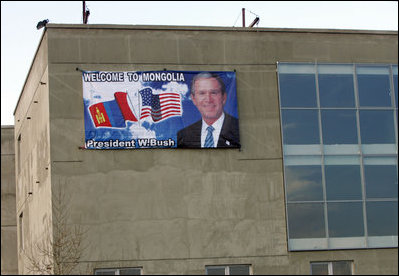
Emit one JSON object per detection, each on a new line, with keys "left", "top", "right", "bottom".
{"left": 204, "top": 126, "right": 215, "bottom": 148}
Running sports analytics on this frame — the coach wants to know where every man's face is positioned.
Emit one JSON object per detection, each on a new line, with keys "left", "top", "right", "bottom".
{"left": 192, "top": 77, "right": 227, "bottom": 124}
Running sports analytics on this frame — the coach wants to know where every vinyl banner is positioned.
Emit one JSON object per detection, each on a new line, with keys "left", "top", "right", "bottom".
{"left": 82, "top": 70, "right": 240, "bottom": 149}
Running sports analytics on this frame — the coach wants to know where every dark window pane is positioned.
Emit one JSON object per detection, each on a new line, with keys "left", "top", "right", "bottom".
{"left": 95, "top": 271, "right": 116, "bottom": 275}
{"left": 229, "top": 265, "right": 250, "bottom": 275}
{"left": 282, "top": 110, "right": 320, "bottom": 144}
{"left": 394, "top": 74, "right": 398, "bottom": 107}
{"left": 359, "top": 110, "right": 395, "bottom": 144}
{"left": 332, "top": 261, "right": 353, "bottom": 275}
{"left": 285, "top": 166, "right": 323, "bottom": 201}
{"left": 287, "top": 203, "right": 325, "bottom": 239}
{"left": 325, "top": 165, "right": 362, "bottom": 200}
{"left": 357, "top": 66, "right": 391, "bottom": 107}
{"left": 319, "top": 75, "right": 355, "bottom": 107}
{"left": 327, "top": 202, "right": 364, "bottom": 237}
{"left": 279, "top": 74, "right": 317, "bottom": 107}
{"left": 120, "top": 268, "right": 141, "bottom": 275}
{"left": 365, "top": 165, "right": 398, "bottom": 199}
{"left": 367, "top": 201, "right": 398, "bottom": 236}
{"left": 206, "top": 267, "right": 225, "bottom": 275}
{"left": 311, "top": 263, "right": 329, "bottom": 275}
{"left": 321, "top": 110, "right": 358, "bottom": 144}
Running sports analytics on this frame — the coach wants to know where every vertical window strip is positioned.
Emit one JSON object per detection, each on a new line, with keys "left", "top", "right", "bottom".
{"left": 278, "top": 62, "right": 398, "bottom": 250}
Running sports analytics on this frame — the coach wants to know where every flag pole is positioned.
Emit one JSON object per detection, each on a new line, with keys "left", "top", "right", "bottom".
{"left": 138, "top": 89, "right": 141, "bottom": 127}
{"left": 126, "top": 90, "right": 138, "bottom": 123}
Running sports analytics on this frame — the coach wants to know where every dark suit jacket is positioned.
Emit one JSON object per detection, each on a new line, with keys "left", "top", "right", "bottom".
{"left": 177, "top": 113, "right": 240, "bottom": 148}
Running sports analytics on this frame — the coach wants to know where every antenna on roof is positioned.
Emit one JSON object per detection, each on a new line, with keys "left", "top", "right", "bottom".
{"left": 242, "top": 8, "right": 246, "bottom": 27}
{"left": 248, "top": 10, "right": 260, "bottom": 28}
{"left": 249, "top": 16, "right": 260, "bottom": 28}
{"left": 241, "top": 8, "right": 260, "bottom": 28}
{"left": 83, "top": 1, "right": 90, "bottom": 24}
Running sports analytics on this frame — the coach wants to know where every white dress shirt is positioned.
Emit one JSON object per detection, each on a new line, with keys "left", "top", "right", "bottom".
{"left": 200, "top": 113, "right": 225, "bottom": 148}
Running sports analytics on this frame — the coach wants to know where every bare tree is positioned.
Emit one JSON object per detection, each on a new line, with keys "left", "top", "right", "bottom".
{"left": 23, "top": 184, "right": 88, "bottom": 275}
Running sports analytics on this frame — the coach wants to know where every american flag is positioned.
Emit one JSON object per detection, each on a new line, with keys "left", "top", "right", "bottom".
{"left": 139, "top": 88, "right": 182, "bottom": 122}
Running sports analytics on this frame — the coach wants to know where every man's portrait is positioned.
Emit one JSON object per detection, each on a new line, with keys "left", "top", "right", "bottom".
{"left": 177, "top": 72, "right": 240, "bottom": 148}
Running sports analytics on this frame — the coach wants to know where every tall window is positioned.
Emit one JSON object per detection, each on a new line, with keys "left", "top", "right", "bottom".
{"left": 19, "top": 212, "right": 24, "bottom": 251}
{"left": 278, "top": 63, "right": 398, "bottom": 251}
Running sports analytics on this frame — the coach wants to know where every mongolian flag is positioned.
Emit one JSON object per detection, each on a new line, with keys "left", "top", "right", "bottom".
{"left": 88, "top": 92, "right": 138, "bottom": 128}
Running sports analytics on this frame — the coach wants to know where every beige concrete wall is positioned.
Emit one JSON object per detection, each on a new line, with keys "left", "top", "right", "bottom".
{"left": 1, "top": 126, "right": 18, "bottom": 275}
{"left": 15, "top": 24, "right": 397, "bottom": 274}
{"left": 14, "top": 32, "right": 52, "bottom": 275}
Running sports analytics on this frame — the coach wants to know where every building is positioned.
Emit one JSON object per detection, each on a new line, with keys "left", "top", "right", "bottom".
{"left": 8, "top": 24, "right": 398, "bottom": 274}
{"left": 1, "top": 126, "right": 18, "bottom": 275}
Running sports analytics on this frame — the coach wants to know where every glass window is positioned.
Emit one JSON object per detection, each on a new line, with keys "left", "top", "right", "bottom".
{"left": 229, "top": 265, "right": 251, "bottom": 275}
{"left": 206, "top": 265, "right": 251, "bottom": 275}
{"left": 19, "top": 213, "right": 23, "bottom": 251}
{"left": 318, "top": 65, "right": 355, "bottom": 107}
{"left": 393, "top": 65, "right": 398, "bottom": 107}
{"left": 327, "top": 202, "right": 364, "bottom": 237}
{"left": 95, "top": 272, "right": 116, "bottom": 275}
{"left": 285, "top": 165, "right": 323, "bottom": 201}
{"left": 359, "top": 110, "right": 395, "bottom": 144}
{"left": 357, "top": 66, "right": 392, "bottom": 107}
{"left": 311, "top": 263, "right": 329, "bottom": 275}
{"left": 366, "top": 201, "right": 398, "bottom": 236}
{"left": 287, "top": 203, "right": 325, "bottom": 238}
{"left": 325, "top": 165, "right": 362, "bottom": 200}
{"left": 206, "top": 267, "right": 226, "bottom": 275}
{"left": 332, "top": 261, "right": 353, "bottom": 275}
{"left": 120, "top": 268, "right": 142, "bottom": 275}
{"left": 364, "top": 164, "right": 398, "bottom": 199}
{"left": 282, "top": 110, "right": 320, "bottom": 144}
{"left": 94, "top": 268, "right": 142, "bottom": 275}
{"left": 278, "top": 63, "right": 398, "bottom": 251}
{"left": 321, "top": 110, "right": 358, "bottom": 144}
{"left": 311, "top": 261, "right": 353, "bottom": 275}
{"left": 278, "top": 64, "right": 317, "bottom": 107}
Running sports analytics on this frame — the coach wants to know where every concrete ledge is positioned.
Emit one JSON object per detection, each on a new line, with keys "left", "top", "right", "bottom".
{"left": 45, "top": 23, "right": 398, "bottom": 35}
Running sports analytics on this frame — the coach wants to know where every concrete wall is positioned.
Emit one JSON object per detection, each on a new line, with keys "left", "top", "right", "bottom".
{"left": 1, "top": 126, "right": 18, "bottom": 275}
{"left": 14, "top": 31, "right": 52, "bottom": 275}
{"left": 16, "top": 24, "right": 398, "bottom": 274}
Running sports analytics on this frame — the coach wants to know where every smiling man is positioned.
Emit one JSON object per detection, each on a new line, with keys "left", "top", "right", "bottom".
{"left": 177, "top": 72, "right": 240, "bottom": 148}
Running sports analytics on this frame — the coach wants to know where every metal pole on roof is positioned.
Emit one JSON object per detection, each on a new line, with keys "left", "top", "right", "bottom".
{"left": 83, "top": 1, "right": 90, "bottom": 24}
{"left": 83, "top": 1, "right": 85, "bottom": 23}
{"left": 249, "top": 17, "right": 260, "bottom": 28}
{"left": 242, "top": 8, "right": 245, "bottom": 27}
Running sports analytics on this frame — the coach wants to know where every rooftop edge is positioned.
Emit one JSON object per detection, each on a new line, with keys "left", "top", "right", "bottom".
{"left": 45, "top": 23, "right": 398, "bottom": 35}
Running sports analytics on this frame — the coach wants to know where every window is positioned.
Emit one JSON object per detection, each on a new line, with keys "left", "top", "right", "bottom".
{"left": 281, "top": 110, "right": 320, "bottom": 145}
{"left": 278, "top": 63, "right": 398, "bottom": 251}
{"left": 94, "top": 267, "right": 142, "bottom": 275}
{"left": 321, "top": 110, "right": 358, "bottom": 145}
{"left": 19, "top": 212, "right": 23, "bottom": 251}
{"left": 278, "top": 64, "right": 317, "bottom": 107}
{"left": 310, "top": 261, "right": 353, "bottom": 275}
{"left": 318, "top": 64, "right": 355, "bottom": 108}
{"left": 17, "top": 134, "right": 21, "bottom": 173}
{"left": 357, "top": 66, "right": 391, "bottom": 107}
{"left": 206, "top": 265, "right": 251, "bottom": 275}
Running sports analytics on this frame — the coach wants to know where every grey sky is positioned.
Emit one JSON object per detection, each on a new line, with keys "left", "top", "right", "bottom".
{"left": 1, "top": 1, "right": 398, "bottom": 125}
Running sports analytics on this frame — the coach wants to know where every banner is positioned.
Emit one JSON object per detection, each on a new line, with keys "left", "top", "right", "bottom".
{"left": 82, "top": 70, "right": 240, "bottom": 149}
